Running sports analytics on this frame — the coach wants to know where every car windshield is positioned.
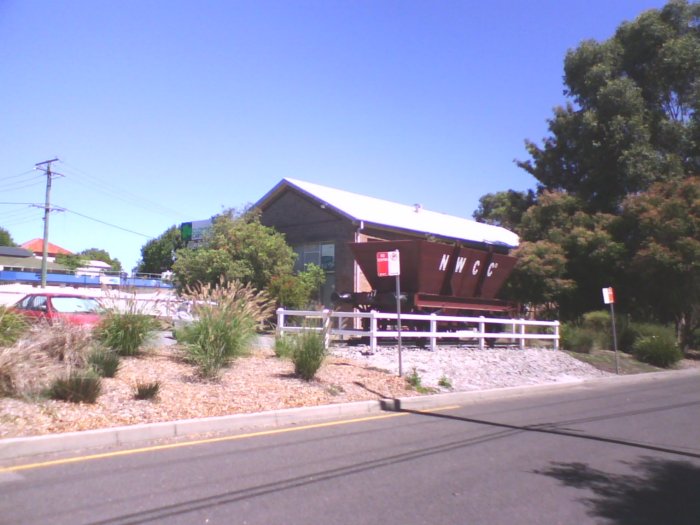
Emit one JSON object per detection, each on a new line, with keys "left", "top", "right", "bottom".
{"left": 51, "top": 297, "right": 101, "bottom": 314}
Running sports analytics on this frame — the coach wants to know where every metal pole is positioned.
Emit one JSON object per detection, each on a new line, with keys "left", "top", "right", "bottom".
{"left": 396, "top": 273, "right": 402, "bottom": 377}
{"left": 610, "top": 302, "right": 619, "bottom": 374}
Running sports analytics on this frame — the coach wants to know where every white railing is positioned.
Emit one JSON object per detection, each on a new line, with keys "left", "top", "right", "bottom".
{"left": 276, "top": 308, "right": 560, "bottom": 352}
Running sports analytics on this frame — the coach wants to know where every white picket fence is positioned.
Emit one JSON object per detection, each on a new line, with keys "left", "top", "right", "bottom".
{"left": 276, "top": 308, "right": 560, "bottom": 352}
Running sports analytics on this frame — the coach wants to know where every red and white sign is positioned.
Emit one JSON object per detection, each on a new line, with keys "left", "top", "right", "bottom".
{"left": 602, "top": 287, "right": 615, "bottom": 304}
{"left": 377, "top": 250, "right": 401, "bottom": 277}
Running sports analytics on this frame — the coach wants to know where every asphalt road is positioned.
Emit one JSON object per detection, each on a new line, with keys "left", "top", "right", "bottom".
{"left": 2, "top": 372, "right": 699, "bottom": 525}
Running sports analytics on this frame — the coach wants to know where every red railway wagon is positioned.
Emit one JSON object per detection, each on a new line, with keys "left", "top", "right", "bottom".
{"left": 332, "top": 239, "right": 517, "bottom": 315}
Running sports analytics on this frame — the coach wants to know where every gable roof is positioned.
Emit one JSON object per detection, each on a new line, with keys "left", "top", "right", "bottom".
{"left": 256, "top": 178, "right": 519, "bottom": 249}
{"left": 21, "top": 239, "right": 73, "bottom": 256}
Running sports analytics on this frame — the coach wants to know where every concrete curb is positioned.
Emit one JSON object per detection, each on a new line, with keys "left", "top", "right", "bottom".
{"left": 2, "top": 367, "right": 698, "bottom": 462}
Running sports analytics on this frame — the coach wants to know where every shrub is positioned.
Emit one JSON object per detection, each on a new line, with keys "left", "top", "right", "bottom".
{"left": 88, "top": 347, "right": 121, "bottom": 378}
{"left": 290, "top": 329, "right": 327, "bottom": 381}
{"left": 274, "top": 335, "right": 294, "bottom": 359}
{"left": 48, "top": 370, "right": 102, "bottom": 403}
{"left": 0, "top": 306, "right": 28, "bottom": 347}
{"left": 438, "top": 375, "right": 452, "bottom": 389}
{"left": 134, "top": 380, "right": 160, "bottom": 400}
{"left": 560, "top": 324, "right": 596, "bottom": 353}
{"left": 619, "top": 322, "right": 676, "bottom": 353}
{"left": 407, "top": 367, "right": 422, "bottom": 388}
{"left": 581, "top": 310, "right": 613, "bottom": 349}
{"left": 178, "top": 280, "right": 275, "bottom": 378}
{"left": 633, "top": 334, "right": 683, "bottom": 368}
{"left": 581, "top": 310, "right": 611, "bottom": 331}
{"left": 95, "top": 310, "right": 158, "bottom": 357}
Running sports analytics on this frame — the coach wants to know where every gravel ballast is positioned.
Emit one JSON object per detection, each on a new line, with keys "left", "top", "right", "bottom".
{"left": 331, "top": 344, "right": 612, "bottom": 391}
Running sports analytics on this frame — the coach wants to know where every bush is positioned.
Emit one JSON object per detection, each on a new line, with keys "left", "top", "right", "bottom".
{"left": 0, "top": 306, "right": 28, "bottom": 347}
{"left": 290, "top": 330, "right": 327, "bottom": 381}
{"left": 134, "top": 380, "right": 160, "bottom": 400}
{"left": 633, "top": 334, "right": 683, "bottom": 368}
{"left": 88, "top": 347, "right": 121, "bottom": 378}
{"left": 274, "top": 335, "right": 294, "bottom": 359}
{"left": 581, "top": 310, "right": 611, "bottom": 331}
{"left": 95, "top": 311, "right": 158, "bottom": 357}
{"left": 48, "top": 370, "right": 102, "bottom": 403}
{"left": 178, "top": 280, "right": 275, "bottom": 378}
{"left": 560, "top": 324, "right": 596, "bottom": 353}
{"left": 619, "top": 322, "right": 676, "bottom": 354}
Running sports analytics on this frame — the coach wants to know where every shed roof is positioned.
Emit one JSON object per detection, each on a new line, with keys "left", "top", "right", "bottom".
{"left": 257, "top": 178, "right": 519, "bottom": 249}
{"left": 0, "top": 246, "right": 34, "bottom": 258}
{"left": 20, "top": 239, "right": 73, "bottom": 255}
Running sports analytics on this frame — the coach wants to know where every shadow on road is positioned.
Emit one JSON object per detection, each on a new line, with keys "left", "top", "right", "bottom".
{"left": 535, "top": 457, "right": 700, "bottom": 525}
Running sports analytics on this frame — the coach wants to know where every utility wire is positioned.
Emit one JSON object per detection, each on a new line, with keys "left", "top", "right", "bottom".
{"left": 59, "top": 206, "right": 154, "bottom": 238}
{"left": 0, "top": 169, "right": 35, "bottom": 183}
{"left": 60, "top": 161, "right": 190, "bottom": 219}
{"left": 0, "top": 176, "right": 45, "bottom": 192}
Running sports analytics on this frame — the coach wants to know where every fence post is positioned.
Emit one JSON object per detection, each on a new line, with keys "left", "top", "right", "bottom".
{"left": 370, "top": 310, "right": 377, "bottom": 353}
{"left": 276, "top": 308, "right": 285, "bottom": 338}
{"left": 519, "top": 319, "right": 526, "bottom": 350}
{"left": 479, "top": 316, "right": 485, "bottom": 350}
{"left": 322, "top": 309, "right": 331, "bottom": 348}
{"left": 511, "top": 320, "right": 517, "bottom": 344}
{"left": 429, "top": 313, "right": 437, "bottom": 352}
{"left": 554, "top": 321, "right": 560, "bottom": 350}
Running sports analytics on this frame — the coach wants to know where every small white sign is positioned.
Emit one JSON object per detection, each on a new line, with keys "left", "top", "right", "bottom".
{"left": 602, "top": 287, "right": 615, "bottom": 304}
{"left": 377, "top": 250, "right": 401, "bottom": 277}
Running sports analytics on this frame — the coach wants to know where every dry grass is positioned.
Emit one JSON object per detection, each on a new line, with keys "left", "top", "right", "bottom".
{"left": 0, "top": 323, "right": 95, "bottom": 398}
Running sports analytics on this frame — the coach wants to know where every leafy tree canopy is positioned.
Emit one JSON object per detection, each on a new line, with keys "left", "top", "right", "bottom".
{"left": 518, "top": 0, "right": 700, "bottom": 212}
{"left": 0, "top": 227, "right": 16, "bottom": 247}
{"left": 172, "top": 209, "right": 323, "bottom": 307}
{"left": 620, "top": 176, "right": 700, "bottom": 348}
{"left": 57, "top": 248, "right": 122, "bottom": 272}
{"left": 473, "top": 190, "right": 535, "bottom": 231}
{"left": 137, "top": 225, "right": 184, "bottom": 274}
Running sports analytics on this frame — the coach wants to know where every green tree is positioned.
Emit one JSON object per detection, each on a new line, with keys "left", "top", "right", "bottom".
{"left": 473, "top": 190, "right": 535, "bottom": 230}
{"left": 620, "top": 176, "right": 700, "bottom": 350}
{"left": 173, "top": 209, "right": 322, "bottom": 307}
{"left": 137, "top": 225, "right": 184, "bottom": 274}
{"left": 0, "top": 227, "right": 16, "bottom": 246}
{"left": 78, "top": 248, "right": 122, "bottom": 272}
{"left": 56, "top": 248, "right": 122, "bottom": 272}
{"left": 518, "top": 0, "right": 699, "bottom": 213}
{"left": 55, "top": 253, "right": 84, "bottom": 270}
{"left": 509, "top": 191, "right": 627, "bottom": 319}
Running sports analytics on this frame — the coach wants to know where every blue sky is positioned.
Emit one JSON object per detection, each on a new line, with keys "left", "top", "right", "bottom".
{"left": 0, "top": 0, "right": 668, "bottom": 272}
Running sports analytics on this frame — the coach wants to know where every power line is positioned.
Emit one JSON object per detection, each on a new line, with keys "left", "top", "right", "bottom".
{"left": 0, "top": 169, "right": 35, "bottom": 183}
{"left": 60, "top": 161, "right": 190, "bottom": 219}
{"left": 60, "top": 206, "right": 154, "bottom": 238}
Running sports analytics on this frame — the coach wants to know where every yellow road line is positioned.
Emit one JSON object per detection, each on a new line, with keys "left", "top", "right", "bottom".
{"left": 1, "top": 405, "right": 460, "bottom": 473}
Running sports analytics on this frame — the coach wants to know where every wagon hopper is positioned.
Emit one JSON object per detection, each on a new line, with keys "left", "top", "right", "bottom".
{"left": 333, "top": 239, "right": 517, "bottom": 314}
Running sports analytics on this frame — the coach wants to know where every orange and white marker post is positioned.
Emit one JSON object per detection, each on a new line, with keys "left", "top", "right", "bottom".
{"left": 602, "top": 287, "right": 619, "bottom": 374}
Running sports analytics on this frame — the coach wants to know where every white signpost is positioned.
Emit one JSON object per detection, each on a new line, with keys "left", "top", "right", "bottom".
{"left": 602, "top": 287, "right": 620, "bottom": 374}
{"left": 377, "top": 250, "right": 402, "bottom": 376}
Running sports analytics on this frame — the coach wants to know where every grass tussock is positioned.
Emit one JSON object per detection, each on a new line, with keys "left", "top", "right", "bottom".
{"left": 0, "top": 306, "right": 28, "bottom": 347}
{"left": 176, "top": 279, "right": 275, "bottom": 379}
{"left": 48, "top": 370, "right": 102, "bottom": 404}
{"left": 95, "top": 293, "right": 159, "bottom": 357}
{"left": 133, "top": 380, "right": 160, "bottom": 400}
{"left": 288, "top": 329, "right": 327, "bottom": 381}
{"left": 0, "top": 323, "right": 99, "bottom": 398}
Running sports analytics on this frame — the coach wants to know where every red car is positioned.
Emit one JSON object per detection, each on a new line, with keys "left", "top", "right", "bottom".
{"left": 11, "top": 293, "right": 104, "bottom": 327}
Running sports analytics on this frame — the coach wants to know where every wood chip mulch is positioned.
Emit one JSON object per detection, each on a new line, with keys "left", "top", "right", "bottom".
{"left": 0, "top": 343, "right": 418, "bottom": 439}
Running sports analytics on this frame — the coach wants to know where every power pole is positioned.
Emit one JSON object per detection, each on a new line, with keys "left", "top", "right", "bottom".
{"left": 34, "top": 158, "right": 60, "bottom": 288}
